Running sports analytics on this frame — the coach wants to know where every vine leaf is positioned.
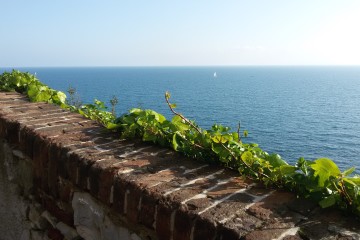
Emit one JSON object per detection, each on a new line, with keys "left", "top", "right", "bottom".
{"left": 172, "top": 133, "right": 179, "bottom": 150}
{"left": 280, "top": 165, "right": 297, "bottom": 175}
{"left": 266, "top": 154, "right": 287, "bottom": 168}
{"left": 311, "top": 158, "right": 341, "bottom": 187}
{"left": 241, "top": 151, "right": 254, "bottom": 166}
{"left": 55, "top": 91, "right": 67, "bottom": 104}
{"left": 172, "top": 115, "right": 190, "bottom": 131}
{"left": 343, "top": 167, "right": 356, "bottom": 177}
{"left": 319, "top": 195, "right": 336, "bottom": 208}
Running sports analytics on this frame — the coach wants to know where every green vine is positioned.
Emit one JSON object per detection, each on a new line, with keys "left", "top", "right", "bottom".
{"left": 0, "top": 70, "right": 67, "bottom": 106}
{"left": 1, "top": 70, "right": 360, "bottom": 217}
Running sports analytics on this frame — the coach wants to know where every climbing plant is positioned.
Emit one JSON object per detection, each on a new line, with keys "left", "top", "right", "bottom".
{"left": 0, "top": 70, "right": 66, "bottom": 106}
{"left": 1, "top": 70, "right": 360, "bottom": 217}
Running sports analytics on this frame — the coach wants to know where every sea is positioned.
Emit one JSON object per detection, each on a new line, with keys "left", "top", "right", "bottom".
{"left": 1, "top": 66, "right": 360, "bottom": 173}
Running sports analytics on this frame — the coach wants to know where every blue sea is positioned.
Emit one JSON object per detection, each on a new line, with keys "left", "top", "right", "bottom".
{"left": 1, "top": 66, "right": 360, "bottom": 173}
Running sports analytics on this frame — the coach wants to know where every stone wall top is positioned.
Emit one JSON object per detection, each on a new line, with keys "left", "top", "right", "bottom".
{"left": 0, "top": 91, "right": 359, "bottom": 240}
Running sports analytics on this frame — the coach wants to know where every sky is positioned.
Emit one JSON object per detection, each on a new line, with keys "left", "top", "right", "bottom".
{"left": 1, "top": 1, "right": 360, "bottom": 67}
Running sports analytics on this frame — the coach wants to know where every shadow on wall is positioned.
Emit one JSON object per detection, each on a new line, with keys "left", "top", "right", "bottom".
{"left": 0, "top": 139, "right": 33, "bottom": 239}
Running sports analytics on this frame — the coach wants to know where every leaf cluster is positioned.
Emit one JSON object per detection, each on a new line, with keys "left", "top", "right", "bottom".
{"left": 0, "top": 70, "right": 67, "bottom": 106}
{"left": 77, "top": 99, "right": 116, "bottom": 127}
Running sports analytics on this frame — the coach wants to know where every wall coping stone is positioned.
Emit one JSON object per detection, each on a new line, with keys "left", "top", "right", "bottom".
{"left": 1, "top": 91, "right": 360, "bottom": 240}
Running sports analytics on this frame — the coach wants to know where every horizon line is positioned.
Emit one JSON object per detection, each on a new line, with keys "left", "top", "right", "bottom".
{"left": 2, "top": 64, "right": 360, "bottom": 68}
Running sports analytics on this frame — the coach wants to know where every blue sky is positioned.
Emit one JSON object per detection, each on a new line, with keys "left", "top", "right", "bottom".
{"left": 1, "top": 1, "right": 360, "bottom": 67}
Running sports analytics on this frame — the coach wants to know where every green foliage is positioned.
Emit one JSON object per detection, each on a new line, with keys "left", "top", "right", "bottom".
{"left": 0, "top": 70, "right": 67, "bottom": 106}
{"left": 311, "top": 158, "right": 341, "bottom": 187}
{"left": 1, "top": 70, "right": 360, "bottom": 217}
{"left": 77, "top": 99, "right": 115, "bottom": 127}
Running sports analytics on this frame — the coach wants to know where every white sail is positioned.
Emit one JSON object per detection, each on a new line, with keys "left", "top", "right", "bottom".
{"left": 214, "top": 72, "right": 217, "bottom": 78}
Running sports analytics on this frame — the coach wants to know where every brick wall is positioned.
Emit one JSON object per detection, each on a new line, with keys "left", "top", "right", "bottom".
{"left": 0, "top": 91, "right": 359, "bottom": 240}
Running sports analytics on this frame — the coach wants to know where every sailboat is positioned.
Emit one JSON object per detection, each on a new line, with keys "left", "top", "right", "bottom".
{"left": 213, "top": 72, "right": 217, "bottom": 78}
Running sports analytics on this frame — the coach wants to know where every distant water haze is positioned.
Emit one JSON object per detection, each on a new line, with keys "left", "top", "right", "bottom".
{"left": 2, "top": 66, "right": 360, "bottom": 173}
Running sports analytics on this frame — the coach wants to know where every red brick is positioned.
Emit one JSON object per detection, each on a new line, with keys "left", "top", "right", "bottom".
{"left": 57, "top": 147, "right": 71, "bottom": 180}
{"left": 48, "top": 143, "right": 61, "bottom": 198}
{"left": 97, "top": 161, "right": 119, "bottom": 205}
{"left": 173, "top": 208, "right": 193, "bottom": 240}
{"left": 126, "top": 183, "right": 143, "bottom": 224}
{"left": 193, "top": 214, "right": 218, "bottom": 240}
{"left": 156, "top": 201, "right": 178, "bottom": 240}
{"left": 112, "top": 176, "right": 128, "bottom": 215}
{"left": 247, "top": 190, "right": 296, "bottom": 220}
{"left": 78, "top": 155, "right": 95, "bottom": 190}
{"left": 244, "top": 228, "right": 292, "bottom": 240}
{"left": 33, "top": 137, "right": 50, "bottom": 193}
{"left": 201, "top": 193, "right": 254, "bottom": 223}
{"left": 138, "top": 189, "right": 158, "bottom": 229}
{"left": 6, "top": 120, "right": 20, "bottom": 145}
{"left": 206, "top": 177, "right": 250, "bottom": 200}
{"left": 217, "top": 210, "right": 262, "bottom": 239}
{"left": 19, "top": 127, "right": 36, "bottom": 158}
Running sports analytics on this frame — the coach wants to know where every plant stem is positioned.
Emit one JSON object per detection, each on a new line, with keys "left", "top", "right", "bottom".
{"left": 165, "top": 92, "right": 202, "bottom": 135}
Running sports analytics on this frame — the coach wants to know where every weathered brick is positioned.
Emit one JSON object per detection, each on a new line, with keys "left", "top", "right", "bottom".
{"left": 186, "top": 198, "right": 212, "bottom": 213}
{"left": 244, "top": 228, "right": 291, "bottom": 240}
{"left": 66, "top": 152, "right": 81, "bottom": 186}
{"left": 206, "top": 177, "right": 250, "bottom": 201}
{"left": 97, "top": 161, "right": 119, "bottom": 205}
{"left": 112, "top": 175, "right": 128, "bottom": 215}
{"left": 6, "top": 120, "right": 20, "bottom": 145}
{"left": 172, "top": 206, "right": 194, "bottom": 240}
{"left": 18, "top": 127, "right": 36, "bottom": 158}
{"left": 57, "top": 147, "right": 70, "bottom": 179}
{"left": 137, "top": 168, "right": 178, "bottom": 190}
{"left": 246, "top": 196, "right": 304, "bottom": 240}
{"left": 48, "top": 150, "right": 59, "bottom": 198}
{"left": 138, "top": 189, "right": 159, "bottom": 229}
{"left": 33, "top": 137, "right": 50, "bottom": 193}
{"left": 192, "top": 214, "right": 217, "bottom": 240}
{"left": 126, "top": 182, "right": 143, "bottom": 224}
{"left": 216, "top": 210, "right": 262, "bottom": 239}
{"left": 207, "top": 193, "right": 254, "bottom": 221}
{"left": 156, "top": 201, "right": 178, "bottom": 240}
{"left": 78, "top": 155, "right": 95, "bottom": 191}
{"left": 247, "top": 190, "right": 296, "bottom": 220}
